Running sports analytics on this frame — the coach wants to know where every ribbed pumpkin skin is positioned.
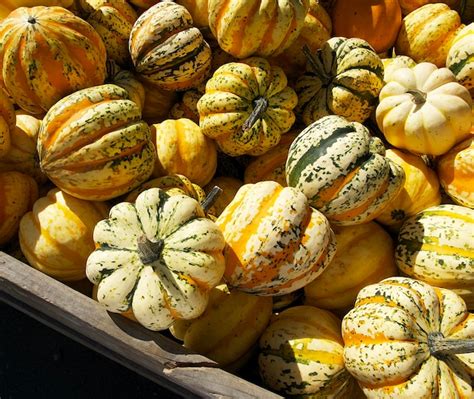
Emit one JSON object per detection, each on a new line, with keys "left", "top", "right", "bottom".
{"left": 244, "top": 132, "right": 298, "bottom": 187}
{"left": 208, "top": 0, "right": 309, "bottom": 59}
{"left": 0, "top": 6, "right": 106, "bottom": 114}
{"left": 395, "top": 3, "right": 463, "bottom": 67}
{"left": 0, "top": 89, "right": 15, "bottom": 158}
{"left": 86, "top": 188, "right": 226, "bottom": 331}
{"left": 295, "top": 37, "right": 384, "bottom": 125}
{"left": 396, "top": 205, "right": 474, "bottom": 308}
{"left": 375, "top": 149, "right": 441, "bottom": 230}
{"left": 304, "top": 222, "right": 397, "bottom": 313}
{"left": 0, "top": 171, "right": 38, "bottom": 246}
{"left": 151, "top": 118, "right": 217, "bottom": 187}
{"left": 38, "top": 84, "right": 155, "bottom": 201}
{"left": 216, "top": 181, "right": 336, "bottom": 296}
{"left": 259, "top": 306, "right": 358, "bottom": 397}
{"left": 204, "top": 176, "right": 242, "bottom": 217}
{"left": 376, "top": 63, "right": 472, "bottom": 156}
{"left": 0, "top": 0, "right": 73, "bottom": 19}
{"left": 381, "top": 55, "right": 416, "bottom": 82}
{"left": 447, "top": 23, "right": 474, "bottom": 93}
{"left": 19, "top": 188, "right": 109, "bottom": 281}
{"left": 0, "top": 111, "right": 47, "bottom": 184}
{"left": 171, "top": 284, "right": 273, "bottom": 367}
{"left": 198, "top": 57, "right": 297, "bottom": 157}
{"left": 286, "top": 116, "right": 405, "bottom": 226}
{"left": 342, "top": 277, "right": 474, "bottom": 398}
{"left": 129, "top": 2, "right": 212, "bottom": 91}
{"left": 437, "top": 136, "right": 474, "bottom": 208}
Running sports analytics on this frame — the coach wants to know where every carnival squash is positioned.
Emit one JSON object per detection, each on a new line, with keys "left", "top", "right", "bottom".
{"left": 381, "top": 55, "right": 416, "bottom": 82}
{"left": 0, "top": 0, "right": 74, "bottom": 19}
{"left": 447, "top": 22, "right": 474, "bottom": 94}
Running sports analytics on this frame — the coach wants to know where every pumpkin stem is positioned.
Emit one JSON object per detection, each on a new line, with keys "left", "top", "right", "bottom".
{"left": 201, "top": 186, "right": 222, "bottom": 213}
{"left": 428, "top": 332, "right": 474, "bottom": 359}
{"left": 242, "top": 97, "right": 268, "bottom": 132}
{"left": 407, "top": 89, "right": 427, "bottom": 105}
{"left": 137, "top": 235, "right": 164, "bottom": 265}
{"left": 27, "top": 16, "right": 37, "bottom": 24}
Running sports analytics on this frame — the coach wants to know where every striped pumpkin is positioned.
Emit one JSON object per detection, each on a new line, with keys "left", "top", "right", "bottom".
{"left": 0, "top": 6, "right": 106, "bottom": 114}
{"left": 437, "top": 136, "right": 474, "bottom": 208}
{"left": 244, "top": 132, "right": 298, "bottom": 187}
{"left": 375, "top": 149, "right": 441, "bottom": 230}
{"left": 198, "top": 57, "right": 298, "bottom": 157}
{"left": 396, "top": 204, "right": 474, "bottom": 309}
{"left": 0, "top": 171, "right": 38, "bottom": 246}
{"left": 216, "top": 181, "right": 336, "bottom": 296}
{"left": 86, "top": 188, "right": 226, "bottom": 331}
{"left": 129, "top": 2, "right": 212, "bottom": 91}
{"left": 447, "top": 22, "right": 474, "bottom": 94}
{"left": 286, "top": 115, "right": 405, "bottom": 225}
{"left": 208, "top": 0, "right": 309, "bottom": 59}
{"left": 38, "top": 84, "right": 155, "bottom": 201}
{"left": 295, "top": 36, "right": 384, "bottom": 125}
{"left": 396, "top": 3, "right": 463, "bottom": 67}
{"left": 0, "top": 89, "right": 15, "bottom": 158}
{"left": 343, "top": 277, "right": 474, "bottom": 398}
{"left": 259, "top": 306, "right": 360, "bottom": 397}
{"left": 0, "top": 0, "right": 73, "bottom": 19}
{"left": 304, "top": 221, "right": 398, "bottom": 313}
{"left": 19, "top": 188, "right": 109, "bottom": 281}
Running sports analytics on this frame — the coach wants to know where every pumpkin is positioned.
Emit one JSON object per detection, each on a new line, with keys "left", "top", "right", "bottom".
{"left": 169, "top": 86, "right": 204, "bottom": 123}
{"left": 375, "top": 149, "right": 441, "bottom": 230}
{"left": 198, "top": 57, "right": 297, "bottom": 157}
{"left": 395, "top": 3, "right": 463, "bottom": 67}
{"left": 203, "top": 176, "right": 242, "bottom": 217}
{"left": 86, "top": 188, "right": 226, "bottom": 331}
{"left": 0, "top": 6, "right": 106, "bottom": 114}
{"left": 376, "top": 62, "right": 472, "bottom": 156}
{"left": 0, "top": 88, "right": 15, "bottom": 158}
{"left": 259, "top": 306, "right": 360, "bottom": 397}
{"left": 0, "top": 0, "right": 74, "bottom": 19}
{"left": 208, "top": 0, "right": 309, "bottom": 59}
{"left": 151, "top": 118, "right": 217, "bottom": 187}
{"left": 129, "top": 2, "right": 212, "bottom": 91}
{"left": 447, "top": 22, "right": 474, "bottom": 94}
{"left": 19, "top": 188, "right": 109, "bottom": 281}
{"left": 437, "top": 135, "right": 474, "bottom": 208}
{"left": 216, "top": 181, "right": 336, "bottom": 296}
{"left": 243, "top": 132, "right": 298, "bottom": 187}
{"left": 398, "top": 0, "right": 462, "bottom": 16}
{"left": 176, "top": 0, "right": 209, "bottom": 29}
{"left": 286, "top": 115, "right": 405, "bottom": 225}
{"left": 38, "top": 84, "right": 155, "bottom": 201}
{"left": 332, "top": 0, "right": 402, "bottom": 53}
{"left": 170, "top": 284, "right": 273, "bottom": 368}
{"left": 395, "top": 204, "right": 474, "bottom": 309}
{"left": 141, "top": 81, "right": 177, "bottom": 124}
{"left": 106, "top": 61, "right": 145, "bottom": 112}
{"left": 304, "top": 221, "right": 398, "bottom": 313}
{"left": 381, "top": 55, "right": 416, "bottom": 82}
{"left": 85, "top": 0, "right": 137, "bottom": 66}
{"left": 295, "top": 37, "right": 384, "bottom": 125}
{"left": 0, "top": 111, "right": 47, "bottom": 184}
{"left": 342, "top": 276, "right": 474, "bottom": 398}
{"left": 0, "top": 171, "right": 38, "bottom": 246}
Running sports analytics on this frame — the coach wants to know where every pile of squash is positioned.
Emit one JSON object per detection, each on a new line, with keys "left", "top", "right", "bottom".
{"left": 0, "top": 0, "right": 473, "bottom": 397}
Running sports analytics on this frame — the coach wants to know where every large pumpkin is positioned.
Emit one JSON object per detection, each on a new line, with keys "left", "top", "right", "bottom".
{"left": 86, "top": 188, "right": 226, "bottom": 331}
{"left": 295, "top": 36, "right": 384, "bottom": 125}
{"left": 342, "top": 277, "right": 474, "bottom": 398}
{"left": 208, "top": 0, "right": 309, "bottom": 59}
{"left": 0, "top": 6, "right": 106, "bottom": 114}
{"left": 129, "top": 2, "right": 211, "bottom": 91}
{"left": 446, "top": 22, "right": 474, "bottom": 94}
{"left": 19, "top": 188, "right": 109, "bottom": 281}
{"left": 376, "top": 62, "right": 472, "bottom": 156}
{"left": 216, "top": 181, "right": 336, "bottom": 296}
{"left": 38, "top": 84, "right": 155, "bottom": 201}
{"left": 286, "top": 115, "right": 405, "bottom": 225}
{"left": 0, "top": 89, "right": 15, "bottom": 158}
{"left": 198, "top": 57, "right": 297, "bottom": 157}
{"left": 396, "top": 204, "right": 474, "bottom": 309}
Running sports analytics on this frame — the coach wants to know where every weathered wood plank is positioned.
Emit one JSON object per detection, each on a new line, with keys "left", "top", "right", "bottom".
{"left": 0, "top": 252, "right": 282, "bottom": 399}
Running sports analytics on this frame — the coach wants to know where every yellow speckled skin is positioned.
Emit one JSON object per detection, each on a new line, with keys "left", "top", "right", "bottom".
{"left": 447, "top": 23, "right": 474, "bottom": 94}
{"left": 19, "top": 188, "right": 109, "bottom": 281}
{"left": 38, "top": 84, "right": 155, "bottom": 201}
{"left": 129, "top": 2, "right": 212, "bottom": 91}
{"left": 0, "top": 0, "right": 73, "bottom": 19}
{"left": 208, "top": 0, "right": 309, "bottom": 58}
{"left": 343, "top": 277, "right": 474, "bottom": 398}
{"left": 0, "top": 171, "right": 38, "bottom": 246}
{"left": 198, "top": 57, "right": 297, "bottom": 157}
{"left": 0, "top": 89, "right": 15, "bottom": 158}
{"left": 0, "top": 6, "right": 107, "bottom": 114}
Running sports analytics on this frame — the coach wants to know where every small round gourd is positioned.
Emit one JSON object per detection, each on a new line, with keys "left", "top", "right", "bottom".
{"left": 0, "top": 90, "right": 15, "bottom": 158}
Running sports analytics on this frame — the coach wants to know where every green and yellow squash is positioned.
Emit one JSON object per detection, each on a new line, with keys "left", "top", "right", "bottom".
{"left": 447, "top": 22, "right": 474, "bottom": 94}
